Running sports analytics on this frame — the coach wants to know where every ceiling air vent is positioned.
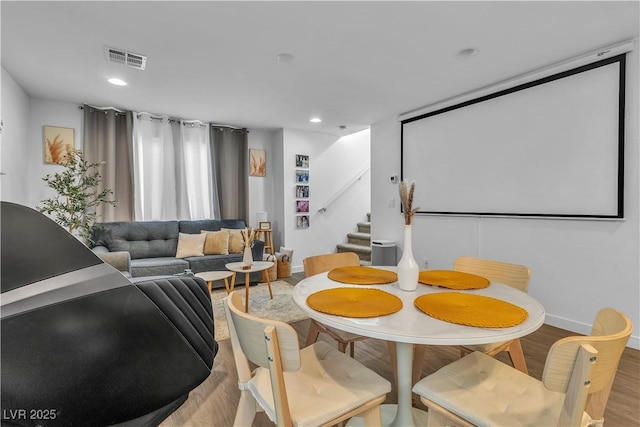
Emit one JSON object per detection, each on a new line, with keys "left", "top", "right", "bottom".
{"left": 104, "top": 46, "right": 147, "bottom": 70}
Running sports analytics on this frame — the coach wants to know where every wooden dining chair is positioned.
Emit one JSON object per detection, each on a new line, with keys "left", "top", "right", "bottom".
{"left": 223, "top": 291, "right": 390, "bottom": 427}
{"left": 453, "top": 256, "right": 532, "bottom": 373}
{"left": 303, "top": 252, "right": 369, "bottom": 357}
{"left": 412, "top": 307, "right": 632, "bottom": 427}
{"left": 408, "top": 256, "right": 532, "bottom": 402}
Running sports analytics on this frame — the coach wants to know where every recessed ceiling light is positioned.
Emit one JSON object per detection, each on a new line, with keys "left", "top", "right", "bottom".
{"left": 107, "top": 77, "right": 127, "bottom": 86}
{"left": 276, "top": 53, "right": 294, "bottom": 63}
{"left": 455, "top": 47, "right": 479, "bottom": 59}
{"left": 310, "top": 117, "right": 322, "bottom": 123}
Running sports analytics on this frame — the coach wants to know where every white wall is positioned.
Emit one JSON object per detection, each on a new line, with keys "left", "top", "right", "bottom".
{"left": 26, "top": 99, "right": 83, "bottom": 208}
{"left": 0, "top": 92, "right": 84, "bottom": 209}
{"left": 249, "top": 128, "right": 372, "bottom": 269}
{"left": 276, "top": 128, "right": 371, "bottom": 271}
{"left": 371, "top": 47, "right": 640, "bottom": 349}
{"left": 1, "top": 67, "right": 30, "bottom": 204}
{"left": 248, "top": 129, "right": 279, "bottom": 229}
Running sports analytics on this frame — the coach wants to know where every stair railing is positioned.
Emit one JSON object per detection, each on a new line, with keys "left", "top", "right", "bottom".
{"left": 318, "top": 165, "right": 370, "bottom": 213}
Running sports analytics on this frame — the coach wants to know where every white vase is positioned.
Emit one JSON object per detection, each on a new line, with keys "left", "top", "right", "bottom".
{"left": 243, "top": 246, "right": 253, "bottom": 267}
{"left": 397, "top": 224, "right": 419, "bottom": 291}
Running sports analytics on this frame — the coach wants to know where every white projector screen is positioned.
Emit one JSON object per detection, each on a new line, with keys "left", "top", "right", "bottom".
{"left": 401, "top": 54, "right": 625, "bottom": 219}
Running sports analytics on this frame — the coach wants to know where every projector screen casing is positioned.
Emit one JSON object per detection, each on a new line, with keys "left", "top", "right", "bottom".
{"left": 401, "top": 54, "right": 626, "bottom": 219}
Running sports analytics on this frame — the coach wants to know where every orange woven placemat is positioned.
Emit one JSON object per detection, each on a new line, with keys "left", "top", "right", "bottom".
{"left": 327, "top": 266, "right": 398, "bottom": 285}
{"left": 418, "top": 270, "right": 490, "bottom": 290}
{"left": 307, "top": 288, "right": 403, "bottom": 318}
{"left": 414, "top": 292, "right": 528, "bottom": 328}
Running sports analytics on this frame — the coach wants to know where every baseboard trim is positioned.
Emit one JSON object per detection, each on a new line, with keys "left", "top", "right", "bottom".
{"left": 545, "top": 313, "right": 639, "bottom": 350}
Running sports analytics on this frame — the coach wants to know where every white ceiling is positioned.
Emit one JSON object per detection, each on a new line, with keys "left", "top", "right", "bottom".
{"left": 2, "top": 1, "right": 639, "bottom": 136}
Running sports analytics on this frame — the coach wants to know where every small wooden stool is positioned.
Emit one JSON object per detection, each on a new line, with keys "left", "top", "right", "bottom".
{"left": 256, "top": 228, "right": 274, "bottom": 255}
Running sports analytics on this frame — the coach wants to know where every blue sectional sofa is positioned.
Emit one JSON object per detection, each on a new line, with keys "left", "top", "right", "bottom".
{"left": 91, "top": 219, "right": 264, "bottom": 287}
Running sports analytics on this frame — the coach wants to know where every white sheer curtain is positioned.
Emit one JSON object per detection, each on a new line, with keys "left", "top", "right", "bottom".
{"left": 178, "top": 121, "right": 213, "bottom": 219}
{"left": 133, "top": 113, "right": 178, "bottom": 220}
{"left": 133, "top": 113, "right": 213, "bottom": 220}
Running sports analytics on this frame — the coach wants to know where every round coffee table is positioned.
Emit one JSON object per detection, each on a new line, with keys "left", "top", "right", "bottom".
{"left": 225, "top": 261, "right": 274, "bottom": 312}
{"left": 195, "top": 270, "right": 235, "bottom": 293}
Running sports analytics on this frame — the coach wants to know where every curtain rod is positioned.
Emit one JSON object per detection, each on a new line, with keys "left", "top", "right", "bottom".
{"left": 79, "top": 104, "right": 128, "bottom": 117}
{"left": 135, "top": 113, "right": 178, "bottom": 123}
{"left": 183, "top": 120, "right": 208, "bottom": 128}
{"left": 211, "top": 125, "right": 248, "bottom": 133}
{"left": 79, "top": 104, "right": 128, "bottom": 113}
{"left": 136, "top": 115, "right": 245, "bottom": 131}
{"left": 79, "top": 104, "right": 247, "bottom": 131}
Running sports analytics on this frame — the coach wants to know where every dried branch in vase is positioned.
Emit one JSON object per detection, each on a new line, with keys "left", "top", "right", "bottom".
{"left": 399, "top": 180, "right": 420, "bottom": 225}
{"left": 241, "top": 227, "right": 256, "bottom": 248}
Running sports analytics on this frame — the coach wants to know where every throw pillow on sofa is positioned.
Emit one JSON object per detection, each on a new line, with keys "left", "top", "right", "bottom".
{"left": 222, "top": 228, "right": 244, "bottom": 254}
{"left": 200, "top": 230, "right": 230, "bottom": 255}
{"left": 175, "top": 232, "right": 206, "bottom": 258}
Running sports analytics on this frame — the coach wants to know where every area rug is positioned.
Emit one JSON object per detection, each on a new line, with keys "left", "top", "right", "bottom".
{"left": 211, "top": 280, "right": 309, "bottom": 341}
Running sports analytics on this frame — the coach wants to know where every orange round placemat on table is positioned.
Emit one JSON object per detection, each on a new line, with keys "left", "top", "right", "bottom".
{"left": 307, "top": 288, "right": 403, "bottom": 318}
{"left": 418, "top": 270, "right": 490, "bottom": 290}
{"left": 414, "top": 292, "right": 528, "bottom": 328}
{"left": 328, "top": 266, "right": 398, "bottom": 285}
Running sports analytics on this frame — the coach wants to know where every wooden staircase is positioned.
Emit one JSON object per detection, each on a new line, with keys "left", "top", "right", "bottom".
{"left": 336, "top": 215, "right": 371, "bottom": 265}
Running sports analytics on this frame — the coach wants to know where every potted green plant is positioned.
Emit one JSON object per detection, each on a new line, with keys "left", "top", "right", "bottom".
{"left": 38, "top": 149, "right": 116, "bottom": 244}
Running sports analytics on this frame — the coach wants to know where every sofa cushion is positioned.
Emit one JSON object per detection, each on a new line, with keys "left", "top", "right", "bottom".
{"left": 201, "top": 230, "right": 229, "bottom": 255}
{"left": 179, "top": 219, "right": 246, "bottom": 235}
{"left": 93, "top": 221, "right": 180, "bottom": 259}
{"left": 131, "top": 257, "right": 189, "bottom": 278}
{"left": 186, "top": 254, "right": 243, "bottom": 272}
{"left": 97, "top": 251, "right": 132, "bottom": 277}
{"left": 223, "top": 228, "right": 245, "bottom": 254}
{"left": 176, "top": 233, "right": 206, "bottom": 258}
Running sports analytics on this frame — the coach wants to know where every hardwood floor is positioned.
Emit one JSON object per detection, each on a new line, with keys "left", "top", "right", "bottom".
{"left": 162, "top": 273, "right": 640, "bottom": 427}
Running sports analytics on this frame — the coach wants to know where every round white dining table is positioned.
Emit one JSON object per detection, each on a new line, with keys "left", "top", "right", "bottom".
{"left": 293, "top": 267, "right": 546, "bottom": 427}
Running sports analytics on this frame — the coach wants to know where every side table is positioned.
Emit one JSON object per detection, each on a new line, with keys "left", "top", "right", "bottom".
{"left": 195, "top": 270, "right": 234, "bottom": 293}
{"left": 225, "top": 261, "right": 274, "bottom": 312}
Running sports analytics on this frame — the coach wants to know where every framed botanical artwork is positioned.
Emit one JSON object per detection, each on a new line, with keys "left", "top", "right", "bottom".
{"left": 259, "top": 221, "right": 271, "bottom": 230}
{"left": 295, "top": 154, "right": 309, "bottom": 168}
{"left": 296, "top": 215, "right": 310, "bottom": 229}
{"left": 249, "top": 148, "right": 266, "bottom": 177}
{"left": 295, "top": 170, "right": 309, "bottom": 183}
{"left": 43, "top": 125, "right": 74, "bottom": 165}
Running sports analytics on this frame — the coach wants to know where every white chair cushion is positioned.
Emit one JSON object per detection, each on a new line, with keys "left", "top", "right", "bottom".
{"left": 248, "top": 341, "right": 390, "bottom": 427}
{"left": 412, "top": 351, "right": 593, "bottom": 427}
